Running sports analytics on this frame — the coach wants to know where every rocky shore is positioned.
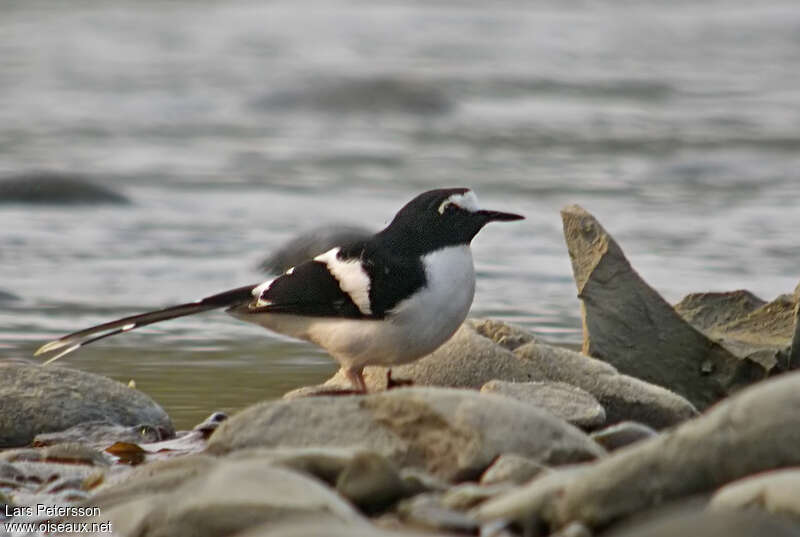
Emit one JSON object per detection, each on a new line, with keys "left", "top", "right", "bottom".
{"left": 2, "top": 206, "right": 800, "bottom": 537}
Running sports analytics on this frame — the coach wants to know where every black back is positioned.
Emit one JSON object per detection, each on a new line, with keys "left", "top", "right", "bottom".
{"left": 252, "top": 188, "right": 487, "bottom": 319}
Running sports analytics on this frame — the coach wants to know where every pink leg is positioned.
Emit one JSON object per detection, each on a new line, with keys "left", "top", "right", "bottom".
{"left": 343, "top": 366, "right": 367, "bottom": 393}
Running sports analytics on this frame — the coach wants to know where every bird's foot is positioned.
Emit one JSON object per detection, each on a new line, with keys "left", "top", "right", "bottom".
{"left": 386, "top": 369, "right": 414, "bottom": 390}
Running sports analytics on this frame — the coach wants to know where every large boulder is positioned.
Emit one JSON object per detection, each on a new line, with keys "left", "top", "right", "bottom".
{"left": 561, "top": 204, "right": 766, "bottom": 409}
{"left": 0, "top": 363, "right": 173, "bottom": 448}
{"left": 475, "top": 370, "right": 800, "bottom": 531}
{"left": 286, "top": 321, "right": 697, "bottom": 430}
{"left": 208, "top": 387, "right": 604, "bottom": 481}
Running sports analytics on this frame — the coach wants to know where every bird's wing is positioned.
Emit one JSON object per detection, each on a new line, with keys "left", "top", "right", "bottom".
{"left": 34, "top": 284, "right": 257, "bottom": 364}
{"left": 238, "top": 253, "right": 370, "bottom": 318}
{"left": 242, "top": 245, "right": 427, "bottom": 319}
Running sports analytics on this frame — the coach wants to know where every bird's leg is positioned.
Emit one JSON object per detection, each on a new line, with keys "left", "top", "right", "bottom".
{"left": 386, "top": 369, "right": 414, "bottom": 390}
{"left": 343, "top": 366, "right": 367, "bottom": 393}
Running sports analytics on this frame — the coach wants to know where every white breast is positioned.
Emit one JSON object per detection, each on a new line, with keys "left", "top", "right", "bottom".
{"left": 383, "top": 244, "right": 476, "bottom": 360}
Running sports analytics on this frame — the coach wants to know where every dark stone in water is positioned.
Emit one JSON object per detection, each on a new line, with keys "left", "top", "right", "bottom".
{"left": 0, "top": 171, "right": 129, "bottom": 205}
{"left": 0, "top": 289, "right": 20, "bottom": 302}
{"left": 0, "top": 363, "right": 173, "bottom": 448}
{"left": 259, "top": 224, "right": 372, "bottom": 274}
{"left": 255, "top": 76, "right": 453, "bottom": 115}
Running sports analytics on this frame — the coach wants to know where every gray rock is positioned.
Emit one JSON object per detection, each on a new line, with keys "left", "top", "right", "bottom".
{"left": 561, "top": 204, "right": 766, "bottom": 409}
{"left": 709, "top": 468, "right": 800, "bottom": 519}
{"left": 396, "top": 493, "right": 480, "bottom": 534}
{"left": 68, "top": 459, "right": 365, "bottom": 537}
{"left": 32, "top": 420, "right": 168, "bottom": 447}
{"left": 551, "top": 522, "right": 592, "bottom": 537}
{"left": 284, "top": 322, "right": 538, "bottom": 396}
{"left": 479, "top": 370, "right": 800, "bottom": 530}
{"left": 0, "top": 171, "right": 129, "bottom": 205}
{"left": 236, "top": 518, "right": 448, "bottom": 537}
{"left": 0, "top": 289, "right": 20, "bottom": 302}
{"left": 791, "top": 292, "right": 800, "bottom": 370}
{"left": 259, "top": 225, "right": 372, "bottom": 274}
{"left": 604, "top": 506, "right": 800, "bottom": 537}
{"left": 209, "top": 387, "right": 604, "bottom": 481}
{"left": 480, "top": 454, "right": 549, "bottom": 486}
{"left": 474, "top": 465, "right": 591, "bottom": 528}
{"left": 0, "top": 364, "right": 174, "bottom": 448}
{"left": 287, "top": 321, "right": 696, "bottom": 431}
{"left": 674, "top": 290, "right": 767, "bottom": 334}
{"left": 513, "top": 342, "right": 697, "bottom": 430}
{"left": 677, "top": 291, "right": 798, "bottom": 372}
{"left": 480, "top": 380, "right": 606, "bottom": 429}
{"left": 589, "top": 421, "right": 657, "bottom": 451}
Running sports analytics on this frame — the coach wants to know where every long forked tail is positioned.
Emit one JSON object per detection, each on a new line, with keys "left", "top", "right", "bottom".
{"left": 34, "top": 284, "right": 257, "bottom": 365}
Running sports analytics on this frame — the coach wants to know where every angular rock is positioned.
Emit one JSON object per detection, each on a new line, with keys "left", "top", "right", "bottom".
{"left": 709, "top": 468, "right": 800, "bottom": 519}
{"left": 0, "top": 171, "right": 129, "bottom": 205}
{"left": 479, "top": 370, "right": 800, "bottom": 530}
{"left": 513, "top": 343, "right": 697, "bottom": 429}
{"left": 589, "top": 421, "right": 657, "bottom": 451}
{"left": 791, "top": 290, "right": 800, "bottom": 370}
{"left": 480, "top": 454, "right": 549, "bottom": 486}
{"left": 209, "top": 387, "right": 604, "bottom": 482}
{"left": 561, "top": 205, "right": 767, "bottom": 409}
{"left": 66, "top": 459, "right": 364, "bottom": 537}
{"left": 259, "top": 225, "right": 372, "bottom": 274}
{"left": 480, "top": 380, "right": 606, "bottom": 429}
{"left": 677, "top": 291, "right": 798, "bottom": 372}
{"left": 674, "top": 290, "right": 766, "bottom": 334}
{"left": 0, "top": 364, "right": 174, "bottom": 448}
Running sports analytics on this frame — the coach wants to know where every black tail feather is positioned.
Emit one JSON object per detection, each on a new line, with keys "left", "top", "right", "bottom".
{"left": 35, "top": 284, "right": 257, "bottom": 364}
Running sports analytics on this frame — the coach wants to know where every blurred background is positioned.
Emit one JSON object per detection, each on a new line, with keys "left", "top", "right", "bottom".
{"left": 1, "top": 0, "right": 799, "bottom": 428}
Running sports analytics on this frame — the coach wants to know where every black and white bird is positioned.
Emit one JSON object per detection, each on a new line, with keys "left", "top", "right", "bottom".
{"left": 35, "top": 188, "right": 523, "bottom": 392}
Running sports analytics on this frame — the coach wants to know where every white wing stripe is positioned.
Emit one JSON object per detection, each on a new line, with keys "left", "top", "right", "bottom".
{"left": 314, "top": 247, "right": 372, "bottom": 315}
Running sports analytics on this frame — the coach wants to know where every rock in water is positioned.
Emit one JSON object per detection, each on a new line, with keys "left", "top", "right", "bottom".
{"left": 560, "top": 204, "right": 765, "bottom": 409}
{"left": 0, "top": 363, "right": 173, "bottom": 447}
{"left": 0, "top": 172, "right": 129, "bottom": 205}
{"left": 208, "top": 387, "right": 605, "bottom": 481}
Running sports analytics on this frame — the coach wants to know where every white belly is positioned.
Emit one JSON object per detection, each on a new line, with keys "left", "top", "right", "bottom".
{"left": 233, "top": 245, "right": 476, "bottom": 370}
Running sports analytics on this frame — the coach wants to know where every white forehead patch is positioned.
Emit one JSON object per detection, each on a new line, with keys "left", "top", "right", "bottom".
{"left": 438, "top": 190, "right": 480, "bottom": 214}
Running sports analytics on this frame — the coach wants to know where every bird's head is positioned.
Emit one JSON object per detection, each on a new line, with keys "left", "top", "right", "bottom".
{"left": 379, "top": 188, "right": 524, "bottom": 255}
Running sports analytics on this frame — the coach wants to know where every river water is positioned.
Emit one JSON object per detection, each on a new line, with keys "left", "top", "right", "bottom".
{"left": 2, "top": 0, "right": 799, "bottom": 428}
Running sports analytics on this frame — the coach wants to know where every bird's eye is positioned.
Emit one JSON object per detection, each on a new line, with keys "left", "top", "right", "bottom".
{"left": 438, "top": 200, "right": 455, "bottom": 214}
